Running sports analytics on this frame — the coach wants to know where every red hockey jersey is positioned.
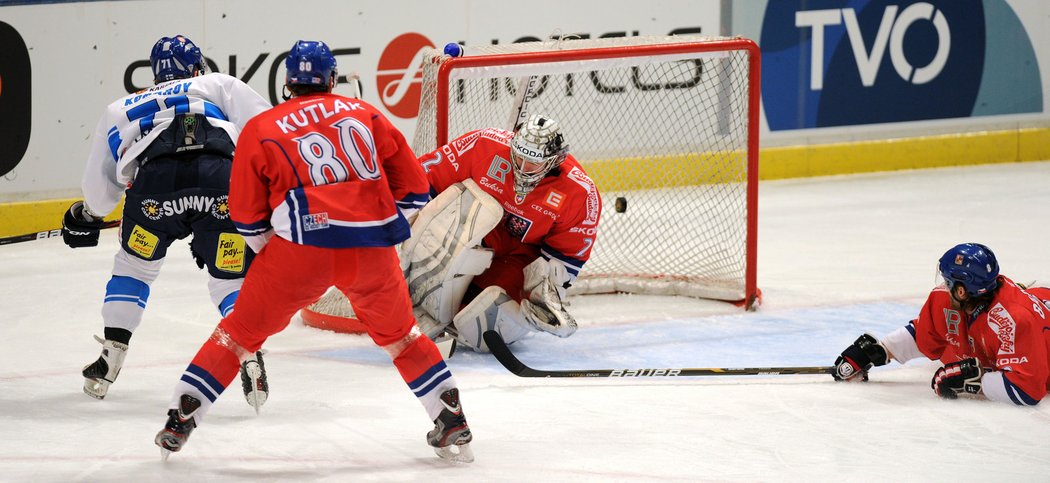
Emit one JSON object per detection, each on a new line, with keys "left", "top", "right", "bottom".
{"left": 418, "top": 128, "right": 601, "bottom": 279}
{"left": 909, "top": 276, "right": 1050, "bottom": 404}
{"left": 229, "top": 93, "right": 430, "bottom": 250}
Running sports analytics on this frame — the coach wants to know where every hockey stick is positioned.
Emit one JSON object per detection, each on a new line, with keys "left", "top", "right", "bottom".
{"left": 0, "top": 220, "right": 120, "bottom": 246}
{"left": 507, "top": 75, "right": 539, "bottom": 132}
{"left": 483, "top": 331, "right": 835, "bottom": 378}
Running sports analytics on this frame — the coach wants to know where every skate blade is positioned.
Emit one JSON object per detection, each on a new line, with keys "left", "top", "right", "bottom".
{"left": 83, "top": 379, "right": 109, "bottom": 400}
{"left": 248, "top": 388, "right": 266, "bottom": 415}
{"left": 160, "top": 447, "right": 172, "bottom": 462}
{"left": 243, "top": 362, "right": 267, "bottom": 414}
{"left": 433, "top": 442, "right": 474, "bottom": 463}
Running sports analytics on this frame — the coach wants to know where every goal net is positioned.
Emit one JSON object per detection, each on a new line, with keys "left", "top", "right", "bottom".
{"left": 301, "top": 34, "right": 760, "bottom": 333}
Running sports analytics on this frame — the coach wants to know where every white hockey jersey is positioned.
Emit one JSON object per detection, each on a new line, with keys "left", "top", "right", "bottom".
{"left": 81, "top": 72, "right": 271, "bottom": 217}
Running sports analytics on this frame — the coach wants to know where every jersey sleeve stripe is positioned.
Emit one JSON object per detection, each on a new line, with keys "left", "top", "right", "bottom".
{"left": 1003, "top": 374, "right": 1040, "bottom": 405}
{"left": 203, "top": 101, "right": 228, "bottom": 121}
{"left": 396, "top": 192, "right": 431, "bottom": 209}
{"left": 317, "top": 213, "right": 401, "bottom": 228}
{"left": 233, "top": 219, "right": 273, "bottom": 234}
{"left": 541, "top": 246, "right": 585, "bottom": 277}
{"left": 107, "top": 127, "right": 122, "bottom": 161}
{"left": 270, "top": 188, "right": 412, "bottom": 248}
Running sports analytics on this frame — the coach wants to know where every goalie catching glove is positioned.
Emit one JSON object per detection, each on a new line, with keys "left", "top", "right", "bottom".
{"left": 520, "top": 257, "right": 577, "bottom": 338}
{"left": 62, "top": 201, "right": 105, "bottom": 248}
{"left": 451, "top": 258, "right": 578, "bottom": 352}
{"left": 931, "top": 358, "right": 983, "bottom": 399}
{"left": 833, "top": 333, "right": 889, "bottom": 382}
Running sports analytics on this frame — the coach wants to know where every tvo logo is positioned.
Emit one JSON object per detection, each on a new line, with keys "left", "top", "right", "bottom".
{"left": 796, "top": 2, "right": 949, "bottom": 90}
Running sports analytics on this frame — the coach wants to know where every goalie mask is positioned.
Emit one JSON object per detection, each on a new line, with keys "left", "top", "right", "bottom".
{"left": 150, "top": 35, "right": 206, "bottom": 84}
{"left": 509, "top": 114, "right": 569, "bottom": 197}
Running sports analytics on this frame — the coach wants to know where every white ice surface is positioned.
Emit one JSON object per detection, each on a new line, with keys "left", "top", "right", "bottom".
{"left": 2, "top": 162, "right": 1050, "bottom": 482}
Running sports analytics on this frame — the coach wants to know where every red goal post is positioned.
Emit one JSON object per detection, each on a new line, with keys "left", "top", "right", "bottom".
{"left": 301, "top": 35, "right": 760, "bottom": 334}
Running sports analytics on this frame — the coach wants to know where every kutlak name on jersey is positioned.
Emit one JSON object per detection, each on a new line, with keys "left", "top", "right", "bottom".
{"left": 274, "top": 99, "right": 363, "bottom": 134}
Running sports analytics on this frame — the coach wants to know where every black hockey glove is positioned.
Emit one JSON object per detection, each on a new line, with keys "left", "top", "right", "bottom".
{"left": 62, "top": 201, "right": 105, "bottom": 248}
{"left": 931, "top": 358, "right": 983, "bottom": 399}
{"left": 833, "top": 333, "right": 889, "bottom": 382}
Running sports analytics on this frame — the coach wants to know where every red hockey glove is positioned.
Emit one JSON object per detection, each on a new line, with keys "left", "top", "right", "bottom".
{"left": 931, "top": 358, "right": 983, "bottom": 399}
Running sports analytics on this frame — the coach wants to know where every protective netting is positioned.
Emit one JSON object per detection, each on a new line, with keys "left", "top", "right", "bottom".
{"left": 300, "top": 286, "right": 360, "bottom": 331}
{"left": 414, "top": 35, "right": 757, "bottom": 302}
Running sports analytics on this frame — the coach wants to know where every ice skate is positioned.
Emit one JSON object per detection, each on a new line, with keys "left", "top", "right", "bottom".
{"left": 155, "top": 394, "right": 201, "bottom": 460}
{"left": 81, "top": 335, "right": 128, "bottom": 399}
{"left": 239, "top": 350, "right": 269, "bottom": 414}
{"left": 427, "top": 388, "right": 473, "bottom": 463}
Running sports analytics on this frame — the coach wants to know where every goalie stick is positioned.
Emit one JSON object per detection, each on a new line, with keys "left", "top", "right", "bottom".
{"left": 482, "top": 331, "right": 835, "bottom": 378}
{"left": 0, "top": 220, "right": 120, "bottom": 246}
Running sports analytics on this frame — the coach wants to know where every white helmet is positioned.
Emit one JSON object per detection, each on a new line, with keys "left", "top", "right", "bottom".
{"left": 509, "top": 114, "right": 569, "bottom": 196}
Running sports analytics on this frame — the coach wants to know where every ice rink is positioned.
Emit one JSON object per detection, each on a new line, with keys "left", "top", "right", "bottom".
{"left": 2, "top": 161, "right": 1050, "bottom": 482}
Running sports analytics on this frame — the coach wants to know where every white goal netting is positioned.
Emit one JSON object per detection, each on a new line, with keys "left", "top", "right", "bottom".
{"left": 304, "top": 35, "right": 760, "bottom": 330}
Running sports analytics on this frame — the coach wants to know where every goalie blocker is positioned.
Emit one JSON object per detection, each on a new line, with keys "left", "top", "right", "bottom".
{"left": 401, "top": 179, "right": 578, "bottom": 352}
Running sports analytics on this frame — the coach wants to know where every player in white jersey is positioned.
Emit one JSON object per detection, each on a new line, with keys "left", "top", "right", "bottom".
{"left": 62, "top": 35, "right": 273, "bottom": 410}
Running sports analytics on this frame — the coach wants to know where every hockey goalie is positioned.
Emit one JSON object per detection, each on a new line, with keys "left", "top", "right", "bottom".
{"left": 403, "top": 114, "right": 602, "bottom": 352}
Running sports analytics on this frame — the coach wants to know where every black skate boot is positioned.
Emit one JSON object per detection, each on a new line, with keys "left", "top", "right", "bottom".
{"left": 155, "top": 394, "right": 201, "bottom": 460}
{"left": 82, "top": 336, "right": 128, "bottom": 400}
{"left": 240, "top": 350, "right": 269, "bottom": 414}
{"left": 427, "top": 388, "right": 473, "bottom": 462}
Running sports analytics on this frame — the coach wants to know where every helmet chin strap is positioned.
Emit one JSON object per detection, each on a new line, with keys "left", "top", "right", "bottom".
{"left": 948, "top": 284, "right": 967, "bottom": 306}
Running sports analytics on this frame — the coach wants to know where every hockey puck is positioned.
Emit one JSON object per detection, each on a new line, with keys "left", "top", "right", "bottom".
{"left": 614, "top": 197, "right": 627, "bottom": 213}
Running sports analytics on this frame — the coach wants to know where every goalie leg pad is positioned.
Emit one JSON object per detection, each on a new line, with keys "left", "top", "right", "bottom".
{"left": 416, "top": 306, "right": 458, "bottom": 359}
{"left": 402, "top": 179, "right": 502, "bottom": 324}
{"left": 415, "top": 309, "right": 448, "bottom": 340}
{"left": 451, "top": 286, "right": 531, "bottom": 353}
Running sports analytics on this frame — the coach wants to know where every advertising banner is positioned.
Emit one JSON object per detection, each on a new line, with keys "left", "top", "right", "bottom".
{"left": 759, "top": 0, "right": 1043, "bottom": 131}
{"left": 0, "top": 0, "right": 715, "bottom": 201}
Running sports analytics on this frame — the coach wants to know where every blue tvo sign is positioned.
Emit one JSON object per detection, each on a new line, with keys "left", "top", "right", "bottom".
{"left": 760, "top": 0, "right": 1042, "bottom": 130}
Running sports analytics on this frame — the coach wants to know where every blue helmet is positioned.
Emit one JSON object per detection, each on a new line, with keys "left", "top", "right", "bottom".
{"left": 150, "top": 35, "right": 205, "bottom": 83}
{"left": 285, "top": 40, "right": 337, "bottom": 87}
{"left": 938, "top": 243, "right": 999, "bottom": 297}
